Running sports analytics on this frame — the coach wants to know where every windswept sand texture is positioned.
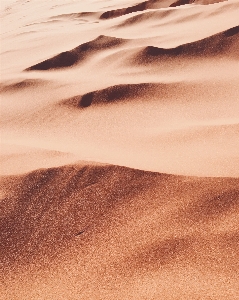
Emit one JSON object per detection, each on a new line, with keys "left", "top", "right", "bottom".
{"left": 1, "top": 0, "right": 239, "bottom": 299}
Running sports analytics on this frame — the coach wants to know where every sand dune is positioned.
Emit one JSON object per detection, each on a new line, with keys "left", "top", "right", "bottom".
{"left": 99, "top": 0, "right": 226, "bottom": 20}
{"left": 1, "top": 0, "right": 239, "bottom": 299}
{"left": 99, "top": 0, "right": 176, "bottom": 20}
{"left": 1, "top": 164, "right": 239, "bottom": 299}
{"left": 0, "top": 78, "right": 48, "bottom": 93}
{"left": 25, "top": 25, "right": 239, "bottom": 72}
{"left": 134, "top": 25, "right": 239, "bottom": 64}
{"left": 49, "top": 11, "right": 100, "bottom": 21}
{"left": 110, "top": 0, "right": 239, "bottom": 44}
{"left": 64, "top": 83, "right": 161, "bottom": 107}
{"left": 26, "top": 35, "right": 128, "bottom": 71}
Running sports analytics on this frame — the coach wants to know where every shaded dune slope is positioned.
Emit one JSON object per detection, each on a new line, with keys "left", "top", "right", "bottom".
{"left": 99, "top": 0, "right": 226, "bottom": 20}
{"left": 170, "top": 0, "right": 226, "bottom": 7}
{"left": 1, "top": 163, "right": 239, "bottom": 276}
{"left": 63, "top": 83, "right": 165, "bottom": 108}
{"left": 26, "top": 35, "right": 128, "bottom": 71}
{"left": 26, "top": 25, "right": 239, "bottom": 72}
{"left": 115, "top": 9, "right": 176, "bottom": 28}
{"left": 0, "top": 79, "right": 48, "bottom": 93}
{"left": 134, "top": 25, "right": 239, "bottom": 63}
{"left": 100, "top": 0, "right": 176, "bottom": 20}
{"left": 113, "top": 1, "right": 239, "bottom": 31}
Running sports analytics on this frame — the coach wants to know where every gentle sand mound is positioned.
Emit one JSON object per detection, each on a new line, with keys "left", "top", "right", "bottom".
{"left": 0, "top": 79, "right": 48, "bottom": 93}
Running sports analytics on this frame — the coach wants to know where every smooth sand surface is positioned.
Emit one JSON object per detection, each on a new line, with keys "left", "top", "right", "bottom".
{"left": 1, "top": 0, "right": 239, "bottom": 299}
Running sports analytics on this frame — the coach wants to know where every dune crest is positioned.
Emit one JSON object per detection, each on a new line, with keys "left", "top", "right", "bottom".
{"left": 100, "top": 0, "right": 176, "bottom": 20}
{"left": 63, "top": 83, "right": 161, "bottom": 108}
{"left": 134, "top": 25, "right": 239, "bottom": 64}
{"left": 170, "top": 0, "right": 226, "bottom": 7}
{"left": 0, "top": 79, "right": 48, "bottom": 93}
{"left": 99, "top": 0, "right": 226, "bottom": 21}
{"left": 26, "top": 35, "right": 128, "bottom": 71}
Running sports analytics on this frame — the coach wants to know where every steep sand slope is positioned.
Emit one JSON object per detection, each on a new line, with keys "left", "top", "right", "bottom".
{"left": 1, "top": 164, "right": 239, "bottom": 300}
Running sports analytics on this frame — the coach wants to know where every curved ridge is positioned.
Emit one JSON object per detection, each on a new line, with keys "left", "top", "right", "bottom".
{"left": 100, "top": 0, "right": 226, "bottom": 20}
{"left": 49, "top": 11, "right": 99, "bottom": 20}
{"left": 1, "top": 163, "right": 239, "bottom": 270}
{"left": 100, "top": 0, "right": 176, "bottom": 20}
{"left": 170, "top": 0, "right": 226, "bottom": 7}
{"left": 135, "top": 25, "right": 239, "bottom": 63}
{"left": 26, "top": 35, "right": 128, "bottom": 71}
{"left": 61, "top": 82, "right": 178, "bottom": 108}
{"left": 0, "top": 79, "right": 48, "bottom": 93}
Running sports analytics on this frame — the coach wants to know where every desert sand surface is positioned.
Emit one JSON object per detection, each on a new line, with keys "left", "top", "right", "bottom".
{"left": 0, "top": 0, "right": 239, "bottom": 299}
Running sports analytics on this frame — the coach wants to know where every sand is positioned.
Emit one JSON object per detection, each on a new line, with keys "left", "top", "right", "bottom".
{"left": 1, "top": 0, "right": 239, "bottom": 299}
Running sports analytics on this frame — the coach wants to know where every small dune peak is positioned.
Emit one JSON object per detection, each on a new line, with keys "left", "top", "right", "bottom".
{"left": 0, "top": 79, "right": 47, "bottom": 93}
{"left": 63, "top": 83, "right": 159, "bottom": 108}
{"left": 94, "top": 34, "right": 106, "bottom": 40}
{"left": 89, "top": 35, "right": 127, "bottom": 48}
{"left": 77, "top": 85, "right": 131, "bottom": 108}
